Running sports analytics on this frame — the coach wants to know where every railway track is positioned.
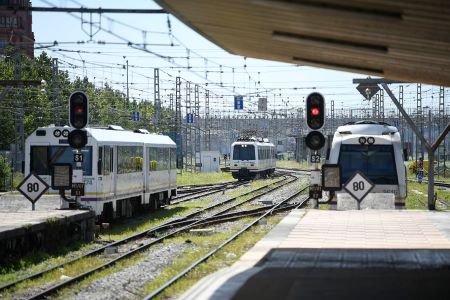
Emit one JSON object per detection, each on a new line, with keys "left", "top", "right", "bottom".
{"left": 173, "top": 172, "right": 289, "bottom": 204}
{"left": 143, "top": 185, "right": 311, "bottom": 299}
{"left": 407, "top": 178, "right": 450, "bottom": 188}
{"left": 1, "top": 175, "right": 300, "bottom": 299}
{"left": 172, "top": 180, "right": 247, "bottom": 204}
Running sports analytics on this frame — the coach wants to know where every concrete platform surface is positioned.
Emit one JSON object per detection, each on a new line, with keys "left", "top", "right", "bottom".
{"left": 0, "top": 209, "right": 92, "bottom": 238}
{"left": 0, "top": 194, "right": 95, "bottom": 261}
{"left": 179, "top": 209, "right": 450, "bottom": 300}
{"left": 0, "top": 193, "right": 60, "bottom": 212}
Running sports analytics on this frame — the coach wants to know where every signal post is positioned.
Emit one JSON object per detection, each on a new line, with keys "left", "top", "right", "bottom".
{"left": 305, "top": 93, "right": 325, "bottom": 208}
{"left": 52, "top": 91, "right": 89, "bottom": 208}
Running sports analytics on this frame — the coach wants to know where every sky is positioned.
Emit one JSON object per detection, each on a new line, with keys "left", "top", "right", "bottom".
{"left": 31, "top": 0, "right": 448, "bottom": 117}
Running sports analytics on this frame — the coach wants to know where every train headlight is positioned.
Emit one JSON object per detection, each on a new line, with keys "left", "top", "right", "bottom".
{"left": 62, "top": 129, "right": 70, "bottom": 137}
{"left": 367, "top": 137, "right": 375, "bottom": 144}
{"left": 358, "top": 137, "right": 367, "bottom": 145}
{"left": 53, "top": 129, "right": 61, "bottom": 137}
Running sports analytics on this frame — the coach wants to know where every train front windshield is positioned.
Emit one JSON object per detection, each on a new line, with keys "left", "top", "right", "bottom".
{"left": 338, "top": 144, "right": 398, "bottom": 184}
{"left": 233, "top": 145, "right": 255, "bottom": 160}
{"left": 30, "top": 146, "right": 93, "bottom": 176}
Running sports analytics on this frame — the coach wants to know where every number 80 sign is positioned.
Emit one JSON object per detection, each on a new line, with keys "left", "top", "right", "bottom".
{"left": 344, "top": 171, "right": 374, "bottom": 203}
{"left": 17, "top": 173, "right": 50, "bottom": 210}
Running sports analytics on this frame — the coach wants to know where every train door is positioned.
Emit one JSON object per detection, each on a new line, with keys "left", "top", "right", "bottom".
{"left": 98, "top": 146, "right": 114, "bottom": 198}
{"left": 169, "top": 147, "right": 176, "bottom": 190}
{"left": 28, "top": 143, "right": 51, "bottom": 187}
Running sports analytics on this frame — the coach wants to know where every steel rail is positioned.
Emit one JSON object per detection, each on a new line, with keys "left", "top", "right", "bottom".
{"left": 172, "top": 181, "right": 247, "bottom": 203}
{"left": 14, "top": 177, "right": 296, "bottom": 299}
{"left": 143, "top": 188, "right": 310, "bottom": 299}
{"left": 0, "top": 176, "right": 290, "bottom": 294}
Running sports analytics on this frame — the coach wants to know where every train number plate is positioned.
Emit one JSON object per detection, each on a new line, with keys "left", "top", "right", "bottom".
{"left": 311, "top": 154, "right": 321, "bottom": 163}
{"left": 74, "top": 153, "right": 84, "bottom": 162}
{"left": 71, "top": 183, "right": 85, "bottom": 196}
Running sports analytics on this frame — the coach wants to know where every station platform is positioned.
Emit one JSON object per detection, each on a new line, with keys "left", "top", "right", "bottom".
{"left": 0, "top": 194, "right": 95, "bottom": 263}
{"left": 180, "top": 209, "right": 450, "bottom": 300}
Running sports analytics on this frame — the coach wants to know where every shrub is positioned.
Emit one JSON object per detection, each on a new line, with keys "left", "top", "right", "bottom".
{"left": 0, "top": 156, "right": 12, "bottom": 191}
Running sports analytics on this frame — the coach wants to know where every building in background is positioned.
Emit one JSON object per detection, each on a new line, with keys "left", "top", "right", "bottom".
{"left": 0, "top": 0, "right": 34, "bottom": 57}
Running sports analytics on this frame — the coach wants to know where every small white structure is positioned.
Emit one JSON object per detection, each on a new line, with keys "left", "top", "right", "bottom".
{"left": 199, "top": 151, "right": 220, "bottom": 172}
{"left": 337, "top": 193, "right": 395, "bottom": 210}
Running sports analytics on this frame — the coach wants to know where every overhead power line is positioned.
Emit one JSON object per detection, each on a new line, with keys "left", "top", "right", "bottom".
{"left": 11, "top": 6, "right": 166, "bottom": 14}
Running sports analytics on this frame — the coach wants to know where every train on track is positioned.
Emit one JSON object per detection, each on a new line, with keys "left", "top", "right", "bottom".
{"left": 230, "top": 137, "right": 276, "bottom": 180}
{"left": 25, "top": 125, "right": 177, "bottom": 220}
{"left": 327, "top": 120, "right": 407, "bottom": 207}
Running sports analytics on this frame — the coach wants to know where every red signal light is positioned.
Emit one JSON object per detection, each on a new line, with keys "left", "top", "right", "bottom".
{"left": 69, "top": 91, "right": 88, "bottom": 129}
{"left": 74, "top": 106, "right": 84, "bottom": 114}
{"left": 311, "top": 107, "right": 320, "bottom": 116}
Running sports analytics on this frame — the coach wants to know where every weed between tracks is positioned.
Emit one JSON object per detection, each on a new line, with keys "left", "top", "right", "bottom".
{"left": 177, "top": 171, "right": 234, "bottom": 186}
{"left": 276, "top": 160, "right": 312, "bottom": 170}
{"left": 141, "top": 215, "right": 284, "bottom": 299}
{"left": 407, "top": 181, "right": 450, "bottom": 210}
{"left": 1, "top": 254, "right": 112, "bottom": 298}
{"left": 0, "top": 242, "right": 98, "bottom": 288}
{"left": 0, "top": 177, "right": 283, "bottom": 297}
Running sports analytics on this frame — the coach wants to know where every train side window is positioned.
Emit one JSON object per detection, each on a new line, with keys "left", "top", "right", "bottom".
{"left": 30, "top": 146, "right": 49, "bottom": 175}
{"left": 149, "top": 147, "right": 158, "bottom": 171}
{"left": 103, "top": 146, "right": 111, "bottom": 175}
{"left": 164, "top": 148, "right": 170, "bottom": 170}
{"left": 170, "top": 148, "right": 176, "bottom": 170}
{"left": 117, "top": 146, "right": 143, "bottom": 174}
{"left": 98, "top": 146, "right": 103, "bottom": 175}
{"left": 110, "top": 147, "right": 114, "bottom": 172}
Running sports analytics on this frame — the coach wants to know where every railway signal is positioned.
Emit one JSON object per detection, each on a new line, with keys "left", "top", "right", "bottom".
{"left": 69, "top": 91, "right": 89, "bottom": 129}
{"left": 306, "top": 92, "right": 325, "bottom": 130}
{"left": 68, "top": 91, "right": 89, "bottom": 149}
{"left": 305, "top": 92, "right": 326, "bottom": 151}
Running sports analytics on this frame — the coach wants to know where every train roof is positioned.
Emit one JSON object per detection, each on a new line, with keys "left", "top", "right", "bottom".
{"left": 86, "top": 128, "right": 176, "bottom": 146}
{"left": 28, "top": 126, "right": 176, "bottom": 147}
{"left": 335, "top": 121, "right": 398, "bottom": 136}
{"left": 232, "top": 140, "right": 275, "bottom": 147}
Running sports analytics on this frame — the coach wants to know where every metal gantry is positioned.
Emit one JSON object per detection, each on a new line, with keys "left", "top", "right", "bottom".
{"left": 399, "top": 86, "right": 404, "bottom": 148}
{"left": 194, "top": 85, "right": 201, "bottom": 172}
{"left": 154, "top": 68, "right": 161, "bottom": 128}
{"left": 374, "top": 94, "right": 380, "bottom": 120}
{"left": 51, "top": 58, "right": 61, "bottom": 126}
{"left": 175, "top": 77, "right": 182, "bottom": 168}
{"left": 438, "top": 86, "right": 446, "bottom": 177}
{"left": 416, "top": 83, "right": 423, "bottom": 160}
{"left": 184, "top": 82, "right": 193, "bottom": 171}
{"left": 204, "top": 90, "right": 211, "bottom": 151}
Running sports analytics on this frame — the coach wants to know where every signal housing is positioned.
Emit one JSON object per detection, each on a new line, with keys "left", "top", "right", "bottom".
{"left": 69, "top": 91, "right": 89, "bottom": 129}
{"left": 306, "top": 92, "right": 325, "bottom": 130}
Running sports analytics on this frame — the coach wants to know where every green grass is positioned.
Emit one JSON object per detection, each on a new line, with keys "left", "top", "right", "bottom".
{"left": 141, "top": 215, "right": 284, "bottom": 299}
{"left": 177, "top": 171, "right": 234, "bottom": 186}
{"left": 0, "top": 177, "right": 282, "bottom": 292}
{"left": 56, "top": 251, "right": 149, "bottom": 299}
{"left": 276, "top": 160, "right": 314, "bottom": 170}
{"left": 0, "top": 241, "right": 99, "bottom": 291}
{"left": 406, "top": 181, "right": 450, "bottom": 210}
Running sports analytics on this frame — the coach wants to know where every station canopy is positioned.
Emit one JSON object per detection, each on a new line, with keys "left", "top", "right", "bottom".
{"left": 155, "top": 0, "right": 450, "bottom": 86}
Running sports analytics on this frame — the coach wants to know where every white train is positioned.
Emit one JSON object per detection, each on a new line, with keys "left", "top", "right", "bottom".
{"left": 327, "top": 121, "right": 407, "bottom": 207}
{"left": 25, "top": 125, "right": 177, "bottom": 220}
{"left": 230, "top": 137, "right": 276, "bottom": 180}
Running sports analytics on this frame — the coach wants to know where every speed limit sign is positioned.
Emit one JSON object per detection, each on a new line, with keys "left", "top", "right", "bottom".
{"left": 344, "top": 171, "right": 374, "bottom": 202}
{"left": 17, "top": 173, "right": 49, "bottom": 210}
